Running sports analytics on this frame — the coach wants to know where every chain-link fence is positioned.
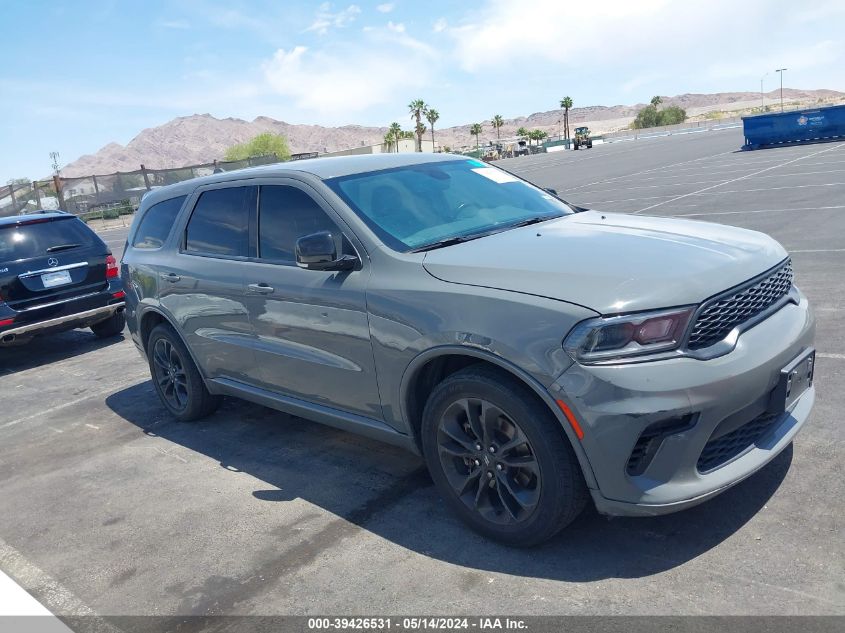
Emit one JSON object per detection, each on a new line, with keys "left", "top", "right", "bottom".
{"left": 0, "top": 153, "right": 285, "bottom": 219}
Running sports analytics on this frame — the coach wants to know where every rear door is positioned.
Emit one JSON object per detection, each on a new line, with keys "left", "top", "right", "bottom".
{"left": 0, "top": 216, "right": 110, "bottom": 319}
{"left": 156, "top": 183, "right": 257, "bottom": 383}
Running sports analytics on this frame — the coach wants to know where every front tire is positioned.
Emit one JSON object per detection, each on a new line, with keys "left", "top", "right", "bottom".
{"left": 90, "top": 310, "right": 125, "bottom": 338}
{"left": 421, "top": 365, "right": 587, "bottom": 546}
{"left": 147, "top": 324, "right": 220, "bottom": 421}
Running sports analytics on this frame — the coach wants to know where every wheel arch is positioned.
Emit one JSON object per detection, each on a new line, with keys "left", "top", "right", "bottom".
{"left": 399, "top": 346, "right": 598, "bottom": 489}
{"left": 138, "top": 307, "right": 209, "bottom": 382}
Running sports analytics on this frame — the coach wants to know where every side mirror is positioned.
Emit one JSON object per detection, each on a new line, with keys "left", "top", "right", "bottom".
{"left": 295, "top": 231, "right": 357, "bottom": 271}
{"left": 544, "top": 187, "right": 558, "bottom": 196}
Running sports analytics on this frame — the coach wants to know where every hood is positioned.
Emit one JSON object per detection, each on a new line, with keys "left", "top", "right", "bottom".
{"left": 422, "top": 211, "right": 788, "bottom": 314}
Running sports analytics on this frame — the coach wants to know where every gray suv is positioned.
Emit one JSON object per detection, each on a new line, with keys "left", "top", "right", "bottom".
{"left": 122, "top": 153, "right": 815, "bottom": 546}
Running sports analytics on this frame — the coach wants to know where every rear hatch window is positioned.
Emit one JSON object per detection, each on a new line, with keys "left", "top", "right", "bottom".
{"left": 0, "top": 216, "right": 100, "bottom": 260}
{"left": 0, "top": 217, "right": 110, "bottom": 310}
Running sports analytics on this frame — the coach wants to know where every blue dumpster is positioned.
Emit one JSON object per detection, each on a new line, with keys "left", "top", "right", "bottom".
{"left": 742, "top": 103, "right": 845, "bottom": 149}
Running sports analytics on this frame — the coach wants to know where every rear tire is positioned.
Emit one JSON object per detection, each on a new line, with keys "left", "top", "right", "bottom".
{"left": 147, "top": 324, "right": 220, "bottom": 422}
{"left": 421, "top": 364, "right": 587, "bottom": 546}
{"left": 90, "top": 310, "right": 125, "bottom": 338}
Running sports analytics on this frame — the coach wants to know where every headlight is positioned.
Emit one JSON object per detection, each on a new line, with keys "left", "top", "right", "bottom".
{"left": 563, "top": 307, "right": 695, "bottom": 364}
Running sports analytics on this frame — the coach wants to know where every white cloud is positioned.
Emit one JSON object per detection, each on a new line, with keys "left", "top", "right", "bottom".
{"left": 376, "top": 2, "right": 395, "bottom": 13}
{"left": 445, "top": 0, "right": 783, "bottom": 73}
{"left": 432, "top": 17, "right": 447, "bottom": 32}
{"left": 705, "top": 40, "right": 845, "bottom": 82}
{"left": 262, "top": 26, "right": 439, "bottom": 118}
{"left": 306, "top": 3, "right": 362, "bottom": 35}
{"left": 387, "top": 21, "right": 405, "bottom": 33}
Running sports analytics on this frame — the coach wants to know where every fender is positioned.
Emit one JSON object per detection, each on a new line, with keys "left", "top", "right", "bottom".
{"left": 136, "top": 305, "right": 211, "bottom": 384}
{"left": 399, "top": 344, "right": 599, "bottom": 489}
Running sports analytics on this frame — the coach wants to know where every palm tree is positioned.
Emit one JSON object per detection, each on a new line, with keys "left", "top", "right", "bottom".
{"left": 559, "top": 96, "right": 573, "bottom": 140}
{"left": 492, "top": 114, "right": 504, "bottom": 140}
{"left": 383, "top": 131, "right": 395, "bottom": 152}
{"left": 388, "top": 122, "right": 402, "bottom": 152}
{"left": 408, "top": 99, "right": 427, "bottom": 152}
{"left": 516, "top": 126, "right": 528, "bottom": 139}
{"left": 651, "top": 95, "right": 662, "bottom": 108}
{"left": 425, "top": 107, "right": 440, "bottom": 151}
{"left": 470, "top": 123, "right": 482, "bottom": 151}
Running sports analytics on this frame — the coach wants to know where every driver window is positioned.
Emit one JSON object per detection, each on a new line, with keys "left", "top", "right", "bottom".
{"left": 258, "top": 185, "right": 343, "bottom": 263}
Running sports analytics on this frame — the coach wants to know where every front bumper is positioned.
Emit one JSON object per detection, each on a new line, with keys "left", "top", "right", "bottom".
{"left": 552, "top": 292, "right": 815, "bottom": 516}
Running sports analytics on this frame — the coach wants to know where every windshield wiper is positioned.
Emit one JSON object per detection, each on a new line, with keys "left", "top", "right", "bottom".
{"left": 410, "top": 235, "right": 482, "bottom": 253}
{"left": 46, "top": 243, "right": 82, "bottom": 253}
{"left": 505, "top": 216, "right": 556, "bottom": 229}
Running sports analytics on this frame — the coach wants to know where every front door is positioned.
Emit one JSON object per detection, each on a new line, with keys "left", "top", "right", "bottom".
{"left": 241, "top": 181, "right": 381, "bottom": 420}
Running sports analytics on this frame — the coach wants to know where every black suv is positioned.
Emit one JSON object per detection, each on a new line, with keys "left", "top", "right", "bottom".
{"left": 0, "top": 212, "right": 126, "bottom": 346}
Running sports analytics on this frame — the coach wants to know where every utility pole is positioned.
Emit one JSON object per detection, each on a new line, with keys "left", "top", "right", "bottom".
{"left": 775, "top": 68, "right": 787, "bottom": 112}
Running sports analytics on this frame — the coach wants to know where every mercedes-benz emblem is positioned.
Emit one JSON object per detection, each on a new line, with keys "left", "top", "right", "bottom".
{"left": 48, "top": 257, "right": 59, "bottom": 267}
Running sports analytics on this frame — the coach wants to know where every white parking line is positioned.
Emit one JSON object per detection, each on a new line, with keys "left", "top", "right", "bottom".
{"left": 674, "top": 205, "right": 845, "bottom": 217}
{"left": 0, "top": 536, "right": 111, "bottom": 629}
{"left": 818, "top": 352, "right": 845, "bottom": 360}
{"left": 634, "top": 142, "right": 845, "bottom": 214}
{"left": 0, "top": 382, "right": 142, "bottom": 432}
{"left": 563, "top": 148, "right": 737, "bottom": 192}
{"left": 789, "top": 248, "right": 845, "bottom": 253}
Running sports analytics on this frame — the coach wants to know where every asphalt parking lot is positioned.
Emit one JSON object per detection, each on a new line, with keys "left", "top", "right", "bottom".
{"left": 1, "top": 128, "right": 843, "bottom": 623}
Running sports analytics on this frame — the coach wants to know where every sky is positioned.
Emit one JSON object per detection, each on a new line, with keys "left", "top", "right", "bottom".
{"left": 1, "top": 0, "right": 844, "bottom": 183}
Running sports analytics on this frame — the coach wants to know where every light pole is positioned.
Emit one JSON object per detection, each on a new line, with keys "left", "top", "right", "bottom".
{"left": 760, "top": 72, "right": 768, "bottom": 110}
{"left": 775, "top": 68, "right": 787, "bottom": 112}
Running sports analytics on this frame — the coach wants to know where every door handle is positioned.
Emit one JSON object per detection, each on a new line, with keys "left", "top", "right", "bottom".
{"left": 160, "top": 272, "right": 181, "bottom": 283}
{"left": 248, "top": 283, "right": 274, "bottom": 294}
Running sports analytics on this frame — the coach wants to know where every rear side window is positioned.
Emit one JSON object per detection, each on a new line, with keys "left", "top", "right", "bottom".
{"left": 258, "top": 185, "right": 340, "bottom": 262}
{"left": 185, "top": 187, "right": 251, "bottom": 257}
{"left": 0, "top": 217, "right": 100, "bottom": 261}
{"left": 132, "top": 195, "right": 186, "bottom": 249}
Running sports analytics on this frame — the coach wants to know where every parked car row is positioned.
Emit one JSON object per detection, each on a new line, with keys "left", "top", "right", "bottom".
{"left": 2, "top": 154, "right": 816, "bottom": 546}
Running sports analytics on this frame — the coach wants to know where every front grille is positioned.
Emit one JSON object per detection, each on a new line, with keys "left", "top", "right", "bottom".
{"left": 697, "top": 412, "right": 780, "bottom": 472}
{"left": 687, "top": 260, "right": 793, "bottom": 350}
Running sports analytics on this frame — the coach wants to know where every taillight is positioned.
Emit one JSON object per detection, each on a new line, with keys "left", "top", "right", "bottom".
{"left": 106, "top": 254, "right": 119, "bottom": 278}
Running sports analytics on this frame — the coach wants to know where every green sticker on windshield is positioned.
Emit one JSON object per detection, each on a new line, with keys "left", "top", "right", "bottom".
{"left": 466, "top": 159, "right": 485, "bottom": 167}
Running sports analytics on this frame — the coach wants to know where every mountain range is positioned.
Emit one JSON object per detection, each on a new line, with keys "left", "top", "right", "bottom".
{"left": 61, "top": 88, "right": 844, "bottom": 177}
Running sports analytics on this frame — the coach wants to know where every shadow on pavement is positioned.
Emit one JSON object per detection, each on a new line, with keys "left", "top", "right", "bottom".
{"left": 0, "top": 329, "right": 125, "bottom": 376}
{"left": 107, "top": 380, "right": 791, "bottom": 582}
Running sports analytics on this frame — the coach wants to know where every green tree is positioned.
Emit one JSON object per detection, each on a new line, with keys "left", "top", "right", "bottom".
{"left": 492, "top": 114, "right": 504, "bottom": 140}
{"left": 225, "top": 133, "right": 291, "bottom": 161}
{"left": 388, "top": 122, "right": 402, "bottom": 152}
{"left": 559, "top": 96, "right": 573, "bottom": 140}
{"left": 408, "top": 98, "right": 427, "bottom": 152}
{"left": 425, "top": 107, "right": 440, "bottom": 151}
{"left": 383, "top": 131, "right": 396, "bottom": 152}
{"left": 470, "top": 123, "right": 483, "bottom": 151}
{"left": 516, "top": 126, "right": 529, "bottom": 139}
{"left": 632, "top": 103, "right": 686, "bottom": 129}
{"left": 650, "top": 95, "right": 663, "bottom": 108}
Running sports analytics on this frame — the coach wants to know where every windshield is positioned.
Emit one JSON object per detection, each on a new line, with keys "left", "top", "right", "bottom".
{"left": 325, "top": 159, "right": 573, "bottom": 251}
